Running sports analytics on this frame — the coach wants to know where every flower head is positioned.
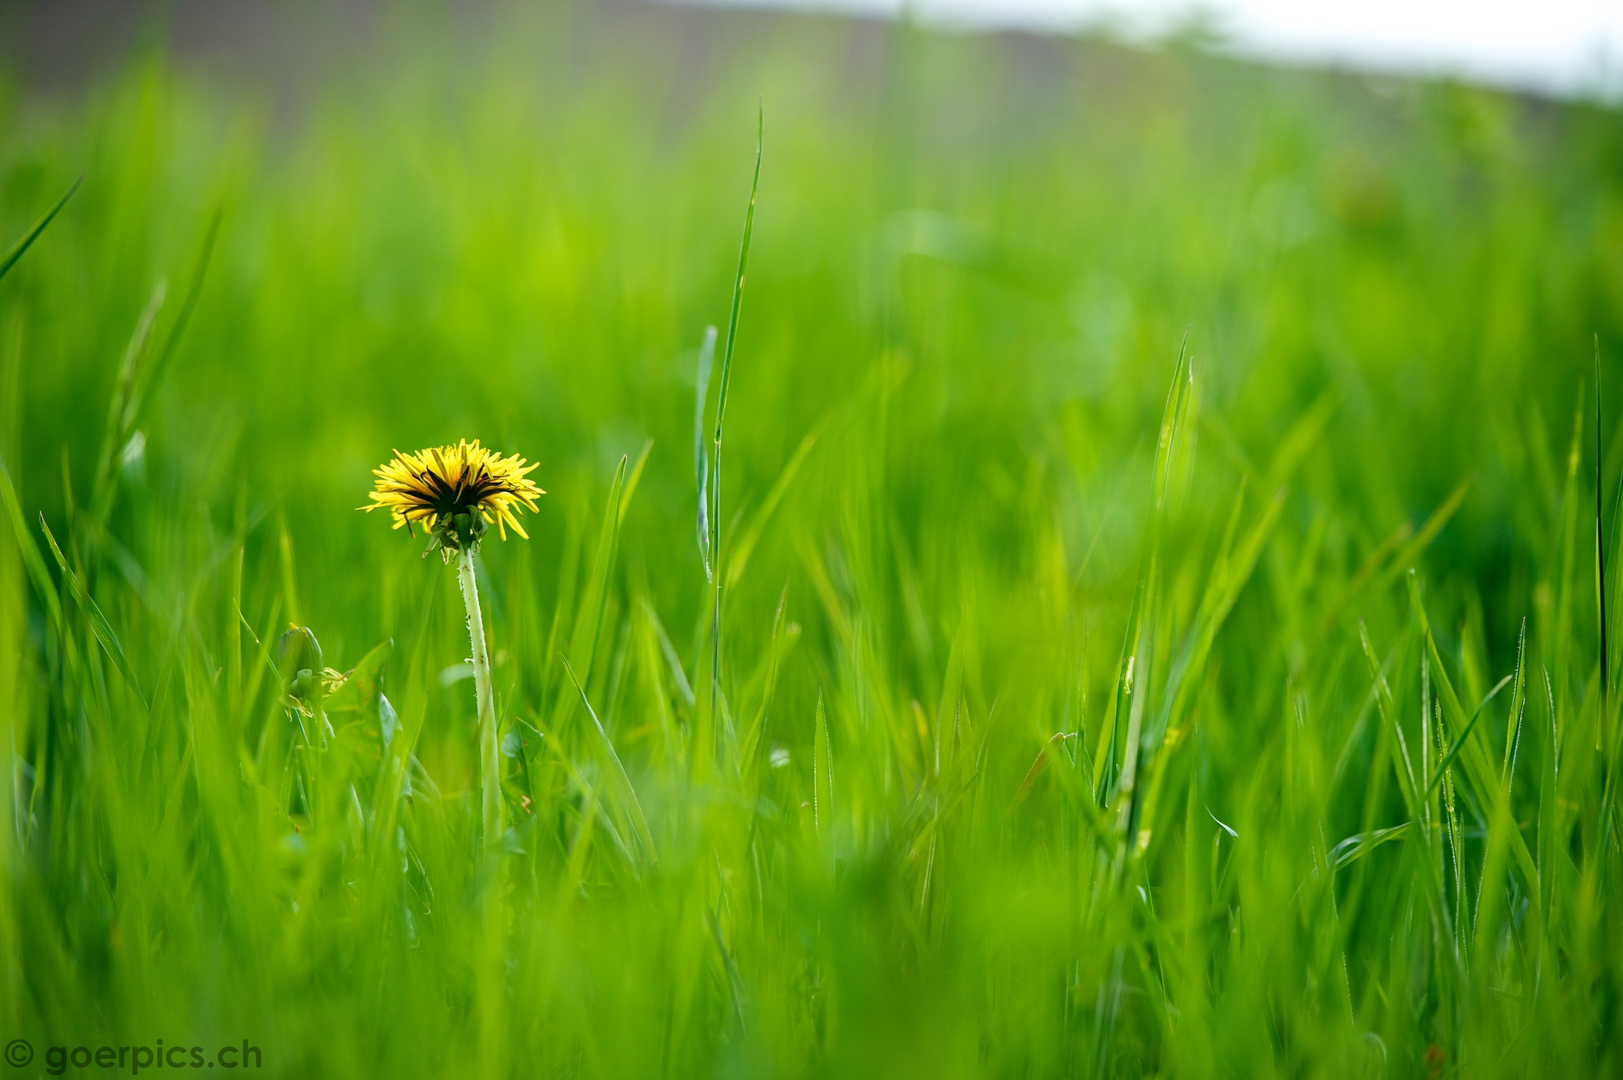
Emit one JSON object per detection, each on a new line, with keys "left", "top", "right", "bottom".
{"left": 362, "top": 439, "right": 544, "bottom": 560}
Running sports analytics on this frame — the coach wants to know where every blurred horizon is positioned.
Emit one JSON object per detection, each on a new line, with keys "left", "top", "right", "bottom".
{"left": 674, "top": 0, "right": 1623, "bottom": 100}
{"left": 4, "top": 0, "right": 1620, "bottom": 104}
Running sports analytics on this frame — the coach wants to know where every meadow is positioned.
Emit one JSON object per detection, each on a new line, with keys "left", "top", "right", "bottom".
{"left": 2, "top": 3, "right": 1623, "bottom": 1075}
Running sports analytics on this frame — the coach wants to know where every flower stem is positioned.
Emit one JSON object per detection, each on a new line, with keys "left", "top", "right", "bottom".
{"left": 458, "top": 549, "right": 503, "bottom": 850}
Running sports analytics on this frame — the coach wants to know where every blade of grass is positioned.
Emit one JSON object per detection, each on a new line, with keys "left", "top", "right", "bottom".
{"left": 0, "top": 175, "right": 80, "bottom": 284}
{"left": 1597, "top": 335, "right": 1610, "bottom": 762}
{"left": 813, "top": 689, "right": 832, "bottom": 838}
{"left": 560, "top": 654, "right": 656, "bottom": 863}
{"left": 119, "top": 210, "right": 221, "bottom": 444}
{"left": 1409, "top": 574, "right": 1541, "bottom": 897}
{"left": 726, "top": 416, "right": 824, "bottom": 589}
{"left": 1503, "top": 616, "right": 1528, "bottom": 791}
{"left": 695, "top": 325, "right": 717, "bottom": 578}
{"left": 710, "top": 106, "right": 763, "bottom": 455}
{"left": 739, "top": 580, "right": 790, "bottom": 775}
{"left": 569, "top": 453, "right": 630, "bottom": 684}
{"left": 0, "top": 455, "right": 66, "bottom": 635}
{"left": 90, "top": 282, "right": 167, "bottom": 513}
{"left": 38, "top": 513, "right": 146, "bottom": 708}
{"left": 1425, "top": 672, "right": 1513, "bottom": 794}
{"left": 706, "top": 106, "right": 765, "bottom": 723}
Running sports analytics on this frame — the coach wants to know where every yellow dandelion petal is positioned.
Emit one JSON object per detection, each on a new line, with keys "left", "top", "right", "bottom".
{"left": 500, "top": 504, "right": 529, "bottom": 540}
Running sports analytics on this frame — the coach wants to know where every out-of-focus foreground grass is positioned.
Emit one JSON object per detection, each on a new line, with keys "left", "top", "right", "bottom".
{"left": 3, "top": 3, "right": 1623, "bottom": 1076}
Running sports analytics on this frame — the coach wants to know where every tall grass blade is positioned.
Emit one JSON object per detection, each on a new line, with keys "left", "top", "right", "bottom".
{"left": 711, "top": 106, "right": 763, "bottom": 453}
{"left": 704, "top": 108, "right": 765, "bottom": 744}
{"left": 1503, "top": 616, "right": 1528, "bottom": 790}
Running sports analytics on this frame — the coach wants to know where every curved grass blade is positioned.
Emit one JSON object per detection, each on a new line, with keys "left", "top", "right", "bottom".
{"left": 560, "top": 654, "right": 657, "bottom": 863}
{"left": 0, "top": 175, "right": 81, "bottom": 284}
{"left": 0, "top": 455, "right": 65, "bottom": 634}
{"left": 1330, "top": 823, "right": 1410, "bottom": 869}
{"left": 1425, "top": 674, "right": 1513, "bottom": 793}
{"left": 726, "top": 416, "right": 825, "bottom": 589}
{"left": 1320, "top": 475, "right": 1471, "bottom": 633}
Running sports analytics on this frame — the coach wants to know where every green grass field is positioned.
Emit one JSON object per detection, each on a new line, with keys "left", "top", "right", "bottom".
{"left": 3, "top": 3, "right": 1623, "bottom": 1075}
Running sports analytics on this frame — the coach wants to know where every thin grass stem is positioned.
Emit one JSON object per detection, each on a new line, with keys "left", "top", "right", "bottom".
{"left": 459, "top": 549, "right": 503, "bottom": 850}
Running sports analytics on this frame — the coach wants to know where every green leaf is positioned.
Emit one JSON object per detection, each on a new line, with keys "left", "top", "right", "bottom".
{"left": 813, "top": 689, "right": 832, "bottom": 837}
{"left": 324, "top": 639, "right": 394, "bottom": 713}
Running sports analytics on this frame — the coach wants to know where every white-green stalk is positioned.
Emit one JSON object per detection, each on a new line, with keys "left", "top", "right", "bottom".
{"left": 458, "top": 549, "right": 503, "bottom": 851}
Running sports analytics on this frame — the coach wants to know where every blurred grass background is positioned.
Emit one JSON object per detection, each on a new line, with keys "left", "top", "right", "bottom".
{"left": 3, "top": 1, "right": 1623, "bottom": 1075}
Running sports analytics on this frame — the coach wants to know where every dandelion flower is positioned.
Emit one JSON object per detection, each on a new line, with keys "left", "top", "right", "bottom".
{"left": 362, "top": 437, "right": 544, "bottom": 850}
{"left": 362, "top": 439, "right": 544, "bottom": 561}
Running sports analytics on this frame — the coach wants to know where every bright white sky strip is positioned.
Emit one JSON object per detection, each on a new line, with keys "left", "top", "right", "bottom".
{"left": 675, "top": 0, "right": 1623, "bottom": 98}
